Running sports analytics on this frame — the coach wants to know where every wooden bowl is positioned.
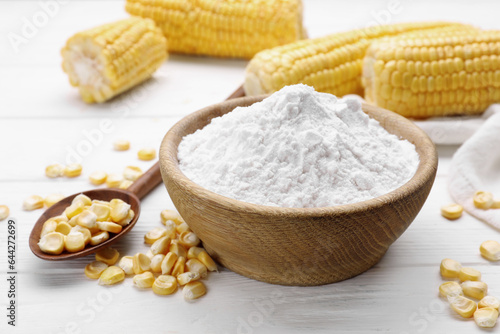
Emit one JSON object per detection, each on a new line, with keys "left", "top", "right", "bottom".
{"left": 159, "top": 96, "right": 438, "bottom": 286}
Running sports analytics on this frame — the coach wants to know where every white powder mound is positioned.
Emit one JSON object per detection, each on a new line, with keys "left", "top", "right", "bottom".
{"left": 178, "top": 84, "right": 419, "bottom": 208}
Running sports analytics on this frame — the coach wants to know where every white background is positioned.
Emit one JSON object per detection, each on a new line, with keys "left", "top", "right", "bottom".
{"left": 1, "top": 0, "right": 500, "bottom": 333}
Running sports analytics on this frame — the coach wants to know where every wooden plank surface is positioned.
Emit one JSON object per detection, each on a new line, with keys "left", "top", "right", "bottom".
{"left": 1, "top": 1, "right": 500, "bottom": 333}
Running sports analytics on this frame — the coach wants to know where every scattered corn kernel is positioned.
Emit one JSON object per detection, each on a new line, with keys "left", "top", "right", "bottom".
{"left": 89, "top": 171, "right": 107, "bottom": 185}
{"left": 118, "top": 256, "right": 134, "bottom": 275}
{"left": 480, "top": 240, "right": 500, "bottom": 261}
{"left": 479, "top": 296, "right": 500, "bottom": 310}
{"left": 171, "top": 256, "right": 186, "bottom": 277}
{"left": 89, "top": 203, "right": 111, "bottom": 221}
{"left": 110, "top": 199, "right": 131, "bottom": 222}
{"left": 183, "top": 281, "right": 207, "bottom": 300}
{"left": 116, "top": 209, "right": 134, "bottom": 226}
{"left": 462, "top": 281, "right": 488, "bottom": 300}
{"left": 64, "top": 163, "right": 82, "bottom": 177}
{"left": 187, "top": 246, "right": 204, "bottom": 260}
{"left": 97, "top": 221, "right": 123, "bottom": 234}
{"left": 474, "top": 307, "right": 499, "bottom": 328}
{"left": 474, "top": 191, "right": 494, "bottom": 210}
{"left": 161, "top": 210, "right": 183, "bottom": 225}
{"left": 144, "top": 227, "right": 168, "bottom": 244}
{"left": 96, "top": 248, "right": 120, "bottom": 265}
{"left": 161, "top": 252, "right": 178, "bottom": 275}
{"left": 23, "top": 195, "right": 44, "bottom": 211}
{"left": 179, "top": 231, "right": 200, "bottom": 248}
{"left": 65, "top": 231, "right": 86, "bottom": 252}
{"left": 133, "top": 271, "right": 155, "bottom": 288}
{"left": 98, "top": 266, "right": 125, "bottom": 285}
{"left": 198, "top": 250, "right": 217, "bottom": 272}
{"left": 77, "top": 210, "right": 98, "bottom": 229}
{"left": 38, "top": 232, "right": 65, "bottom": 254}
{"left": 55, "top": 222, "right": 72, "bottom": 235}
{"left": 113, "top": 139, "right": 130, "bottom": 151}
{"left": 73, "top": 194, "right": 92, "bottom": 206}
{"left": 492, "top": 199, "right": 500, "bottom": 209}
{"left": 119, "top": 180, "right": 133, "bottom": 189}
{"left": 152, "top": 275, "right": 177, "bottom": 295}
{"left": 440, "top": 258, "right": 462, "bottom": 279}
{"left": 44, "top": 194, "right": 64, "bottom": 208}
{"left": 150, "top": 254, "right": 165, "bottom": 273}
{"left": 151, "top": 236, "right": 171, "bottom": 255}
{"left": 0, "top": 205, "right": 9, "bottom": 221}
{"left": 72, "top": 225, "right": 91, "bottom": 244}
{"left": 459, "top": 267, "right": 481, "bottom": 282}
{"left": 441, "top": 203, "right": 463, "bottom": 220}
{"left": 123, "top": 166, "right": 143, "bottom": 181}
{"left": 137, "top": 148, "right": 156, "bottom": 161}
{"left": 439, "top": 281, "right": 463, "bottom": 298}
{"left": 169, "top": 240, "right": 187, "bottom": 258}
{"left": 186, "top": 259, "right": 208, "bottom": 279}
{"left": 133, "top": 253, "right": 151, "bottom": 274}
{"left": 89, "top": 231, "right": 109, "bottom": 246}
{"left": 449, "top": 295, "right": 477, "bottom": 318}
{"left": 84, "top": 261, "right": 108, "bottom": 279}
{"left": 176, "top": 222, "right": 191, "bottom": 234}
{"left": 106, "top": 174, "right": 123, "bottom": 188}
{"left": 177, "top": 272, "right": 200, "bottom": 286}
{"left": 64, "top": 203, "right": 84, "bottom": 219}
{"left": 45, "top": 163, "right": 65, "bottom": 178}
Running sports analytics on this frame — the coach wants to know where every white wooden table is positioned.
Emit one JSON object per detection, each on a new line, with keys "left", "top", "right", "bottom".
{"left": 1, "top": 1, "right": 500, "bottom": 333}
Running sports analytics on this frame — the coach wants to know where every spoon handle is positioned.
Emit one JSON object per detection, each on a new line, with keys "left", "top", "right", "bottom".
{"left": 127, "top": 85, "right": 246, "bottom": 199}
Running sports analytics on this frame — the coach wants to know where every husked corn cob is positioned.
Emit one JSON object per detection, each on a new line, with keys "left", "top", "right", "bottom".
{"left": 245, "top": 22, "right": 468, "bottom": 96}
{"left": 363, "top": 30, "right": 500, "bottom": 118}
{"left": 125, "top": 0, "right": 304, "bottom": 59}
{"left": 61, "top": 17, "right": 167, "bottom": 103}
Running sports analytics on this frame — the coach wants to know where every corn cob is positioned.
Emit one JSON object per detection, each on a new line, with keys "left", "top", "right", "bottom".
{"left": 363, "top": 30, "right": 500, "bottom": 118}
{"left": 244, "top": 22, "right": 470, "bottom": 97}
{"left": 61, "top": 17, "right": 167, "bottom": 103}
{"left": 125, "top": 0, "right": 304, "bottom": 59}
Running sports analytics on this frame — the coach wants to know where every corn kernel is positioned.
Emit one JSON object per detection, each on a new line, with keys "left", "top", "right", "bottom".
{"left": 106, "top": 174, "right": 123, "bottom": 188}
{"left": 110, "top": 199, "right": 131, "bottom": 222}
{"left": 462, "top": 281, "right": 488, "bottom": 300}
{"left": 98, "top": 266, "right": 125, "bottom": 285}
{"left": 187, "top": 246, "right": 204, "bottom": 260}
{"left": 183, "top": 281, "right": 207, "bottom": 300}
{"left": 171, "top": 256, "right": 186, "bottom": 277}
{"left": 0, "top": 205, "right": 9, "bottom": 221}
{"left": 161, "top": 210, "right": 183, "bottom": 225}
{"left": 55, "top": 222, "right": 72, "bottom": 235}
{"left": 23, "top": 195, "right": 44, "bottom": 211}
{"left": 151, "top": 236, "right": 171, "bottom": 255}
{"left": 71, "top": 225, "right": 91, "bottom": 244}
{"left": 119, "top": 180, "right": 133, "bottom": 189}
{"left": 177, "top": 272, "right": 200, "bottom": 286}
{"left": 133, "top": 253, "right": 151, "bottom": 274}
{"left": 45, "top": 164, "right": 65, "bottom": 178}
{"left": 150, "top": 254, "right": 165, "bottom": 273}
{"left": 492, "top": 199, "right": 500, "bottom": 209}
{"left": 73, "top": 194, "right": 91, "bottom": 206}
{"left": 179, "top": 231, "right": 200, "bottom": 248}
{"left": 186, "top": 259, "right": 208, "bottom": 279}
{"left": 146, "top": 249, "right": 155, "bottom": 259}
{"left": 449, "top": 295, "right": 477, "bottom": 318}
{"left": 97, "top": 221, "right": 123, "bottom": 234}
{"left": 152, "top": 275, "right": 177, "bottom": 295}
{"left": 170, "top": 240, "right": 187, "bottom": 258}
{"left": 96, "top": 247, "right": 120, "bottom": 265}
{"left": 89, "top": 171, "right": 107, "bottom": 185}
{"left": 440, "top": 258, "right": 462, "bottom": 279}
{"left": 164, "top": 220, "right": 177, "bottom": 238}
{"left": 89, "top": 203, "right": 111, "bottom": 221}
{"left": 116, "top": 209, "right": 134, "bottom": 226}
{"left": 44, "top": 194, "right": 64, "bottom": 208}
{"left": 480, "top": 240, "right": 500, "bottom": 261}
{"left": 38, "top": 232, "right": 65, "bottom": 254}
{"left": 144, "top": 227, "right": 168, "bottom": 244}
{"left": 113, "top": 139, "right": 130, "bottom": 151}
{"left": 161, "top": 252, "right": 178, "bottom": 275}
{"left": 89, "top": 231, "right": 109, "bottom": 246}
{"left": 137, "top": 148, "right": 156, "bottom": 161}
{"left": 439, "top": 281, "right": 463, "bottom": 298}
{"left": 474, "top": 191, "right": 494, "bottom": 209}
{"left": 84, "top": 261, "right": 108, "bottom": 279}
{"left": 77, "top": 210, "right": 98, "bottom": 229}
{"left": 133, "top": 271, "right": 155, "bottom": 288}
{"left": 64, "top": 163, "right": 82, "bottom": 178}
{"left": 474, "top": 307, "right": 499, "bottom": 328}
{"left": 41, "top": 219, "right": 58, "bottom": 237}
{"left": 441, "top": 203, "right": 463, "bottom": 220}
{"left": 118, "top": 256, "right": 134, "bottom": 275}
{"left": 479, "top": 296, "right": 500, "bottom": 310}
{"left": 198, "top": 250, "right": 217, "bottom": 272}
{"left": 459, "top": 267, "right": 481, "bottom": 282}
{"left": 64, "top": 203, "right": 84, "bottom": 219}
{"left": 123, "top": 166, "right": 143, "bottom": 181}
{"left": 176, "top": 222, "right": 191, "bottom": 234}
{"left": 65, "top": 231, "right": 86, "bottom": 252}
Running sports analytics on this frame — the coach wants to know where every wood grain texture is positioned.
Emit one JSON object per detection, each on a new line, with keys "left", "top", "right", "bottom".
{"left": 159, "top": 98, "right": 438, "bottom": 286}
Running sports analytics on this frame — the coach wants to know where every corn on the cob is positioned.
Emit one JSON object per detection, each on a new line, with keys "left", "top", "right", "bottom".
{"left": 125, "top": 0, "right": 304, "bottom": 59}
{"left": 363, "top": 30, "right": 500, "bottom": 118}
{"left": 61, "top": 17, "right": 167, "bottom": 103}
{"left": 245, "top": 22, "right": 469, "bottom": 96}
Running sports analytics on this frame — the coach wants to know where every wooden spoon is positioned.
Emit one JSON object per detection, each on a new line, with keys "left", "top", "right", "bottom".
{"left": 29, "top": 85, "right": 246, "bottom": 261}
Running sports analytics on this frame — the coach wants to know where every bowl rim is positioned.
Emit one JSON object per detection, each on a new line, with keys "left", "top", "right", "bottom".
{"left": 159, "top": 95, "right": 438, "bottom": 219}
